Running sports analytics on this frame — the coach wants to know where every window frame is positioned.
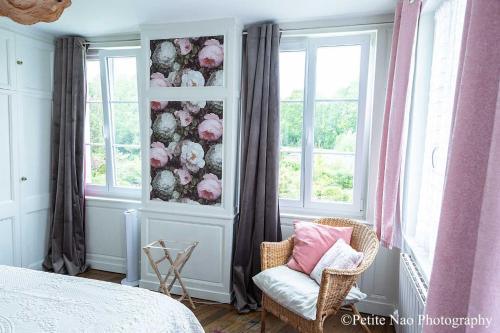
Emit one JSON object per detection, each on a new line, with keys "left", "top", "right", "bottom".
{"left": 279, "top": 34, "right": 372, "bottom": 217}
{"left": 85, "top": 48, "right": 141, "bottom": 199}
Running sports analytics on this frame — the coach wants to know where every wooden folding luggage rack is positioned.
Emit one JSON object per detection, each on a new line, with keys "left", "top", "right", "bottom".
{"left": 143, "top": 239, "right": 199, "bottom": 309}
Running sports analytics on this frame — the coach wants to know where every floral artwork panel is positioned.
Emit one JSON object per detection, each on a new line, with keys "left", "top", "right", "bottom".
{"left": 150, "top": 100, "right": 223, "bottom": 205}
{"left": 150, "top": 36, "right": 224, "bottom": 88}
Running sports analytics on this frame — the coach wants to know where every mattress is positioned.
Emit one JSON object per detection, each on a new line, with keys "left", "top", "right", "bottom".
{"left": 0, "top": 265, "right": 204, "bottom": 333}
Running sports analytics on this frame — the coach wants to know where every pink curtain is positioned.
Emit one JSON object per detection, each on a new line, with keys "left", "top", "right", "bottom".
{"left": 375, "top": 0, "right": 421, "bottom": 248}
{"left": 424, "top": 1, "right": 500, "bottom": 332}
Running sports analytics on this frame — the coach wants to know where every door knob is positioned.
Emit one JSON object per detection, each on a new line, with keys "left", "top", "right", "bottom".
{"left": 16, "top": 60, "right": 23, "bottom": 65}
{"left": 21, "top": 177, "right": 27, "bottom": 181}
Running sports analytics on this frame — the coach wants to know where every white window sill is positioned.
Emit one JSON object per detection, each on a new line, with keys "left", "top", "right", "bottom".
{"left": 280, "top": 208, "right": 369, "bottom": 226}
{"left": 85, "top": 186, "right": 141, "bottom": 202}
{"left": 85, "top": 195, "right": 141, "bottom": 205}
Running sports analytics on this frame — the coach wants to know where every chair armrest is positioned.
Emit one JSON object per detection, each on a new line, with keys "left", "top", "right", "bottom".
{"left": 315, "top": 269, "right": 359, "bottom": 321}
{"left": 260, "top": 238, "right": 293, "bottom": 270}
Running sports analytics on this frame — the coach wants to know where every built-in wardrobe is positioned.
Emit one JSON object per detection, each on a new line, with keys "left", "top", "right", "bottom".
{"left": 0, "top": 25, "right": 54, "bottom": 268}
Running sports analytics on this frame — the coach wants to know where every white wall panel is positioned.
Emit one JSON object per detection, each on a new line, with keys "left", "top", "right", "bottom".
{"left": 0, "top": 90, "right": 20, "bottom": 266}
{"left": 147, "top": 218, "right": 224, "bottom": 283}
{"left": 0, "top": 218, "right": 14, "bottom": 265}
{"left": 85, "top": 198, "right": 141, "bottom": 273}
{"left": 0, "top": 92, "right": 13, "bottom": 203}
{"left": 21, "top": 210, "right": 49, "bottom": 269}
{"left": 86, "top": 206, "right": 127, "bottom": 259}
{"left": 140, "top": 210, "right": 234, "bottom": 303}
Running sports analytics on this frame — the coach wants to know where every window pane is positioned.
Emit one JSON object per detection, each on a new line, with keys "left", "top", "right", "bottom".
{"left": 315, "top": 45, "right": 361, "bottom": 99}
{"left": 280, "top": 101, "right": 303, "bottom": 148}
{"left": 108, "top": 57, "right": 138, "bottom": 101}
{"left": 280, "top": 51, "right": 305, "bottom": 101}
{"left": 86, "top": 60, "right": 102, "bottom": 102}
{"left": 111, "top": 102, "right": 140, "bottom": 145}
{"left": 86, "top": 103, "right": 104, "bottom": 144}
{"left": 279, "top": 150, "right": 301, "bottom": 200}
{"left": 114, "top": 146, "right": 141, "bottom": 188}
{"left": 409, "top": 0, "right": 467, "bottom": 275}
{"left": 312, "top": 153, "right": 354, "bottom": 203}
{"left": 314, "top": 101, "right": 358, "bottom": 151}
{"left": 86, "top": 145, "right": 106, "bottom": 185}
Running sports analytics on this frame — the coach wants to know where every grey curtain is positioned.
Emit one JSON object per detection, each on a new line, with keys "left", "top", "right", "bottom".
{"left": 232, "top": 24, "right": 282, "bottom": 313}
{"left": 43, "top": 37, "right": 88, "bottom": 275}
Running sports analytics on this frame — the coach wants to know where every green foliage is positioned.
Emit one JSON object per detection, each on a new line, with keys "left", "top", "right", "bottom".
{"left": 279, "top": 154, "right": 354, "bottom": 203}
{"left": 334, "top": 80, "right": 359, "bottom": 99}
{"left": 280, "top": 102, "right": 303, "bottom": 148}
{"left": 312, "top": 155, "right": 353, "bottom": 202}
{"left": 115, "top": 147, "right": 141, "bottom": 187}
{"left": 313, "top": 102, "right": 357, "bottom": 151}
{"left": 112, "top": 103, "right": 141, "bottom": 145}
{"left": 279, "top": 152, "right": 301, "bottom": 200}
{"left": 89, "top": 145, "right": 106, "bottom": 185}
{"left": 88, "top": 103, "right": 104, "bottom": 143}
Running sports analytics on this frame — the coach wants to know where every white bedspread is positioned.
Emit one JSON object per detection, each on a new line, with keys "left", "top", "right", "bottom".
{"left": 0, "top": 265, "right": 204, "bottom": 333}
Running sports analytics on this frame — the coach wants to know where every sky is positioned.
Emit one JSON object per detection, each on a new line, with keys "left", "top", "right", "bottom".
{"left": 280, "top": 45, "right": 361, "bottom": 100}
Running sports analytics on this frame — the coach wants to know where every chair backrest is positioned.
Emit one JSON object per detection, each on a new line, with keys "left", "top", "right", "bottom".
{"left": 314, "top": 217, "right": 380, "bottom": 274}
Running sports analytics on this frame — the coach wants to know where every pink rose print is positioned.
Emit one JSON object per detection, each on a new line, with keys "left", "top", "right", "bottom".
{"left": 198, "top": 39, "right": 224, "bottom": 69}
{"left": 174, "top": 168, "right": 192, "bottom": 185}
{"left": 174, "top": 110, "right": 193, "bottom": 127}
{"left": 150, "top": 72, "right": 173, "bottom": 87}
{"left": 174, "top": 38, "right": 192, "bottom": 55}
{"left": 150, "top": 142, "right": 172, "bottom": 168}
{"left": 197, "top": 173, "right": 222, "bottom": 201}
{"left": 198, "top": 113, "right": 223, "bottom": 141}
{"left": 151, "top": 101, "right": 168, "bottom": 112}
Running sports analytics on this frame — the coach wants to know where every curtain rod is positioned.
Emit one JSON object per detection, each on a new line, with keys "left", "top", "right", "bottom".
{"left": 83, "top": 21, "right": 393, "bottom": 45}
{"left": 243, "top": 21, "right": 393, "bottom": 35}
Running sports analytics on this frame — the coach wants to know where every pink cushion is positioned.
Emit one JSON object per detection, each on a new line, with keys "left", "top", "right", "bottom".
{"left": 287, "top": 221, "right": 353, "bottom": 274}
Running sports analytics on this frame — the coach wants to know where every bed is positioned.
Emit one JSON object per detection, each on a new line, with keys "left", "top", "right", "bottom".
{"left": 0, "top": 265, "right": 204, "bottom": 333}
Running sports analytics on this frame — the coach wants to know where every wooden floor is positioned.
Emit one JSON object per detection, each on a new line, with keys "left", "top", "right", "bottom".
{"left": 78, "top": 269, "right": 395, "bottom": 333}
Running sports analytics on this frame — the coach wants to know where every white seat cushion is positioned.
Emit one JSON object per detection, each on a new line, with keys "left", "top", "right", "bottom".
{"left": 253, "top": 265, "right": 366, "bottom": 320}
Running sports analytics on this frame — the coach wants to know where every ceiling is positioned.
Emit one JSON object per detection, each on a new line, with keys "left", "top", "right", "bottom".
{"left": 23, "top": 0, "right": 396, "bottom": 37}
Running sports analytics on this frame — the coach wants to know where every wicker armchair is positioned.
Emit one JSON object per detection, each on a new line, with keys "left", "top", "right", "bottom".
{"left": 260, "top": 218, "right": 379, "bottom": 333}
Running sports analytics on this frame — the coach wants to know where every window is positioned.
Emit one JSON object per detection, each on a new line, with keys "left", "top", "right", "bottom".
{"left": 279, "top": 34, "right": 372, "bottom": 216}
{"left": 404, "top": 0, "right": 466, "bottom": 277}
{"left": 85, "top": 49, "right": 141, "bottom": 197}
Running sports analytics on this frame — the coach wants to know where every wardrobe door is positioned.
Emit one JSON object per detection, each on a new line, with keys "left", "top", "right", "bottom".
{"left": 18, "top": 94, "right": 52, "bottom": 269}
{"left": 0, "top": 29, "right": 16, "bottom": 90}
{"left": 15, "top": 35, "right": 53, "bottom": 95}
{"left": 0, "top": 91, "right": 19, "bottom": 266}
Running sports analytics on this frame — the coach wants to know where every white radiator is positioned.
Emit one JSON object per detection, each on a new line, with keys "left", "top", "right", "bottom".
{"left": 395, "top": 254, "right": 428, "bottom": 333}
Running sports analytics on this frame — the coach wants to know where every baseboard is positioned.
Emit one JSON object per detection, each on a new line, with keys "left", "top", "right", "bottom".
{"left": 356, "top": 297, "right": 396, "bottom": 317}
{"left": 27, "top": 260, "right": 43, "bottom": 270}
{"left": 86, "top": 253, "right": 126, "bottom": 274}
{"left": 139, "top": 279, "right": 231, "bottom": 304}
